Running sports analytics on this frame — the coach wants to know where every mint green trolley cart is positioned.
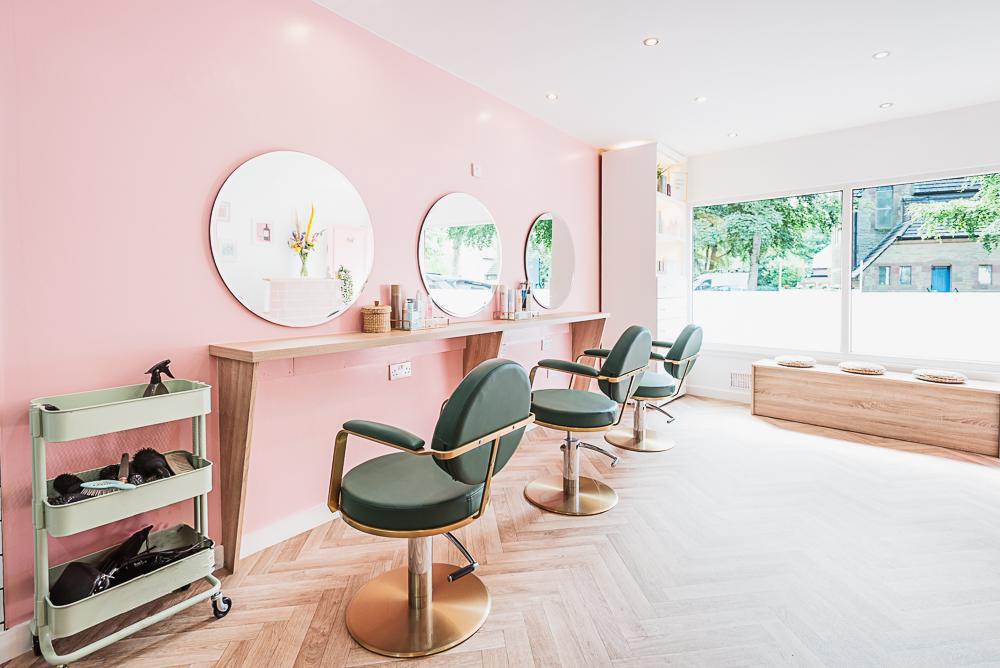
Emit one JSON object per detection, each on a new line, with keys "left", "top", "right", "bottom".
{"left": 29, "top": 379, "right": 230, "bottom": 667}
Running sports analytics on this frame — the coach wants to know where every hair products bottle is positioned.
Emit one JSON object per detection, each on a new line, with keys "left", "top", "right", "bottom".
{"left": 497, "top": 284, "right": 506, "bottom": 316}
{"left": 390, "top": 284, "right": 401, "bottom": 325}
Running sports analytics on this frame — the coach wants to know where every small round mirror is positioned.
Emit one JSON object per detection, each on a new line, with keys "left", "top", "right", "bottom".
{"left": 525, "top": 212, "right": 575, "bottom": 309}
{"left": 418, "top": 193, "right": 501, "bottom": 317}
{"left": 209, "top": 151, "right": 374, "bottom": 327}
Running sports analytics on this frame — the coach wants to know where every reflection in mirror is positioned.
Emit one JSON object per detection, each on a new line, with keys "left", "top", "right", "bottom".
{"left": 210, "top": 151, "right": 374, "bottom": 327}
{"left": 525, "top": 212, "right": 575, "bottom": 309}
{"left": 418, "top": 193, "right": 501, "bottom": 317}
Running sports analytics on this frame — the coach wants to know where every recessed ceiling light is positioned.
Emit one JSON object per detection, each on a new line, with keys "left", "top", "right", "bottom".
{"left": 872, "top": 50, "right": 891, "bottom": 59}
{"left": 642, "top": 37, "right": 660, "bottom": 46}
{"left": 545, "top": 92, "right": 558, "bottom": 101}
{"left": 727, "top": 131, "right": 739, "bottom": 138}
{"left": 693, "top": 96, "right": 708, "bottom": 103}
{"left": 879, "top": 102, "right": 894, "bottom": 109}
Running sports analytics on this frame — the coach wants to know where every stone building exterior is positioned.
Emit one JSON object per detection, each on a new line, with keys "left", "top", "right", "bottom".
{"left": 852, "top": 177, "right": 1000, "bottom": 292}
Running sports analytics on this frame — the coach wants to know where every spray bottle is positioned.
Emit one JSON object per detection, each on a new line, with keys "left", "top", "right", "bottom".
{"left": 143, "top": 360, "right": 175, "bottom": 397}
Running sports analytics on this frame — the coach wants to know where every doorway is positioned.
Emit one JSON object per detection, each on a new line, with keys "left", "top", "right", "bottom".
{"left": 931, "top": 265, "right": 951, "bottom": 292}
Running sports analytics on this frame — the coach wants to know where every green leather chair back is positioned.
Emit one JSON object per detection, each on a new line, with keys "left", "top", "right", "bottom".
{"left": 599, "top": 325, "right": 652, "bottom": 403}
{"left": 663, "top": 324, "right": 702, "bottom": 381}
{"left": 432, "top": 358, "right": 532, "bottom": 485}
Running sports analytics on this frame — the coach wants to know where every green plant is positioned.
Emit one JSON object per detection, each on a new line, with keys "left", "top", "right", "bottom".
{"left": 337, "top": 265, "right": 354, "bottom": 303}
{"left": 914, "top": 173, "right": 1000, "bottom": 252}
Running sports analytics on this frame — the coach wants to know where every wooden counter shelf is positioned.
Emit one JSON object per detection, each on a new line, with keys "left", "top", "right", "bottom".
{"left": 752, "top": 358, "right": 1000, "bottom": 457}
{"left": 210, "top": 311, "right": 608, "bottom": 572}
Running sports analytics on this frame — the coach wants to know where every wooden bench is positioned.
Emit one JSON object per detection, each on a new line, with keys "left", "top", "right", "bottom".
{"left": 752, "top": 359, "right": 1000, "bottom": 456}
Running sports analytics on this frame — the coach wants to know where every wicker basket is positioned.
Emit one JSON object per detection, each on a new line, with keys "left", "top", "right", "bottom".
{"left": 361, "top": 301, "right": 391, "bottom": 333}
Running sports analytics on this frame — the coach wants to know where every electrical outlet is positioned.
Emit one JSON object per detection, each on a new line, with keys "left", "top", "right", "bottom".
{"left": 389, "top": 361, "right": 412, "bottom": 381}
{"left": 541, "top": 336, "right": 553, "bottom": 351}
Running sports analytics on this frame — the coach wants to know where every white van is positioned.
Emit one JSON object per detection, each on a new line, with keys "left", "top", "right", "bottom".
{"left": 692, "top": 272, "right": 749, "bottom": 291}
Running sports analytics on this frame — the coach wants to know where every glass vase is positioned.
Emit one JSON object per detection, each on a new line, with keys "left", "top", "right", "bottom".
{"left": 299, "top": 254, "right": 308, "bottom": 278}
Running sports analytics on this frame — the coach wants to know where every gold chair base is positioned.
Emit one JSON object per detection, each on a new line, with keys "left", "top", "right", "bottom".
{"left": 605, "top": 428, "right": 676, "bottom": 453}
{"left": 523, "top": 475, "right": 618, "bottom": 515}
{"left": 345, "top": 563, "right": 490, "bottom": 658}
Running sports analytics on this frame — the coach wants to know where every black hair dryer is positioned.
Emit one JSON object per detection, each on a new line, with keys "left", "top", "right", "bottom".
{"left": 143, "top": 360, "right": 174, "bottom": 397}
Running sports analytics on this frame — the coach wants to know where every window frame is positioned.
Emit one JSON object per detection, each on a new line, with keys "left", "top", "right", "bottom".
{"left": 877, "top": 265, "right": 891, "bottom": 286}
{"left": 979, "top": 264, "right": 993, "bottom": 288}
{"left": 898, "top": 265, "right": 912, "bottom": 286}
{"left": 688, "top": 163, "right": 1000, "bottom": 372}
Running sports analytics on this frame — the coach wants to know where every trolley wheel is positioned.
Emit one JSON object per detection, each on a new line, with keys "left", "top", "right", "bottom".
{"left": 32, "top": 634, "right": 40, "bottom": 657}
{"left": 212, "top": 595, "right": 232, "bottom": 619}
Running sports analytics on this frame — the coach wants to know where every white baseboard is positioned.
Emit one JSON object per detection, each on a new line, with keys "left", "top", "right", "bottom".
{"left": 0, "top": 621, "right": 30, "bottom": 664}
{"left": 686, "top": 384, "right": 752, "bottom": 404}
{"left": 238, "top": 504, "right": 340, "bottom": 561}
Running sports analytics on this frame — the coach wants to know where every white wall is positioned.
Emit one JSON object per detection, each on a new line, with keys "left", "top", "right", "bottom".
{"left": 686, "top": 100, "right": 1000, "bottom": 401}
{"left": 601, "top": 142, "right": 658, "bottom": 344}
{"left": 689, "top": 100, "right": 1000, "bottom": 206}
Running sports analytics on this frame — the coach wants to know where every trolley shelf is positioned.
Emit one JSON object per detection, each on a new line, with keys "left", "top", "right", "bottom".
{"left": 45, "top": 524, "right": 215, "bottom": 639}
{"left": 43, "top": 452, "right": 213, "bottom": 537}
{"left": 30, "top": 377, "right": 227, "bottom": 667}
{"left": 32, "top": 380, "right": 211, "bottom": 442}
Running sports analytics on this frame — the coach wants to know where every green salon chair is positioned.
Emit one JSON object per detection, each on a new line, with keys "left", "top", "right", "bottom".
{"left": 579, "top": 324, "right": 703, "bottom": 452}
{"left": 524, "top": 325, "right": 652, "bottom": 516}
{"left": 327, "top": 359, "right": 534, "bottom": 658}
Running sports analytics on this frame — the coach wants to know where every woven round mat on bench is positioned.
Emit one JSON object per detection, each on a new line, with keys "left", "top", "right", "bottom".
{"left": 913, "top": 368, "right": 967, "bottom": 384}
{"left": 838, "top": 361, "right": 886, "bottom": 376}
{"left": 775, "top": 355, "right": 816, "bottom": 368}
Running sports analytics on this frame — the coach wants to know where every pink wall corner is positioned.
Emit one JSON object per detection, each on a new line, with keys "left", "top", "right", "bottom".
{"left": 0, "top": 0, "right": 599, "bottom": 626}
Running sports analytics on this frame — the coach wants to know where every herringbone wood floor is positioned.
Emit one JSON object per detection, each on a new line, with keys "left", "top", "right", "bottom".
{"left": 9, "top": 396, "right": 1000, "bottom": 667}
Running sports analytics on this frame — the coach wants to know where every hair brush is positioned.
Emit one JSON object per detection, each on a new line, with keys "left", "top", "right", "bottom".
{"left": 53, "top": 473, "right": 84, "bottom": 495}
{"left": 81, "top": 454, "right": 136, "bottom": 496}
{"left": 132, "top": 448, "right": 173, "bottom": 481}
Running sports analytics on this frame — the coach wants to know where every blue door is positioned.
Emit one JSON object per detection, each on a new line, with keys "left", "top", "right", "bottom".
{"left": 931, "top": 266, "right": 951, "bottom": 292}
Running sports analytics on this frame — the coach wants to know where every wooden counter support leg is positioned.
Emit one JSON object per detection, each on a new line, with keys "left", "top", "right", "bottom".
{"left": 217, "top": 357, "right": 260, "bottom": 573}
{"left": 463, "top": 331, "right": 504, "bottom": 373}
{"left": 570, "top": 318, "right": 606, "bottom": 390}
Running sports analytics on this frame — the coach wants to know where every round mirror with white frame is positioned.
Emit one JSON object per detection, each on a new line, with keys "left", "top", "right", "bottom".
{"left": 209, "top": 151, "right": 374, "bottom": 327}
{"left": 525, "top": 211, "right": 575, "bottom": 309}
{"left": 417, "top": 193, "right": 501, "bottom": 317}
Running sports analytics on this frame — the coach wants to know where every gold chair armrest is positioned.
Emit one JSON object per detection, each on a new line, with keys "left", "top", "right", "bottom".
{"left": 528, "top": 364, "right": 599, "bottom": 388}
{"left": 328, "top": 414, "right": 535, "bottom": 514}
{"left": 598, "top": 365, "right": 647, "bottom": 383}
{"left": 328, "top": 428, "right": 430, "bottom": 513}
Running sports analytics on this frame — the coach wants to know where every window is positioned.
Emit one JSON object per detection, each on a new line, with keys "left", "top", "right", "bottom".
{"left": 979, "top": 265, "right": 993, "bottom": 287}
{"left": 692, "top": 191, "right": 842, "bottom": 349}
{"left": 899, "top": 266, "right": 912, "bottom": 286}
{"left": 875, "top": 186, "right": 894, "bottom": 230}
{"left": 852, "top": 172, "right": 1000, "bottom": 362}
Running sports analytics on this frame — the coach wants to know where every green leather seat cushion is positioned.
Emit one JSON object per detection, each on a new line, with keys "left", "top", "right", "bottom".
{"left": 531, "top": 388, "right": 618, "bottom": 429}
{"left": 635, "top": 371, "right": 678, "bottom": 399}
{"left": 344, "top": 419, "right": 425, "bottom": 451}
{"left": 341, "top": 452, "right": 483, "bottom": 531}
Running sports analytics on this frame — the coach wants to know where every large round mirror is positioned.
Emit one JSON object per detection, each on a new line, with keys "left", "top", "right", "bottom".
{"left": 418, "top": 193, "right": 501, "bottom": 317}
{"left": 210, "top": 151, "right": 374, "bottom": 327}
{"left": 525, "top": 212, "right": 574, "bottom": 309}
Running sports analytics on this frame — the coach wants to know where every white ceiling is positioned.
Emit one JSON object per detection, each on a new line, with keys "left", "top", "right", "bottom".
{"left": 316, "top": 0, "right": 1000, "bottom": 156}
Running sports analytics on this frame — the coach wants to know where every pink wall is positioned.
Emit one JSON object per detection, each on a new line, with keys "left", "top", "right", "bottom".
{"left": 0, "top": 0, "right": 599, "bottom": 626}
